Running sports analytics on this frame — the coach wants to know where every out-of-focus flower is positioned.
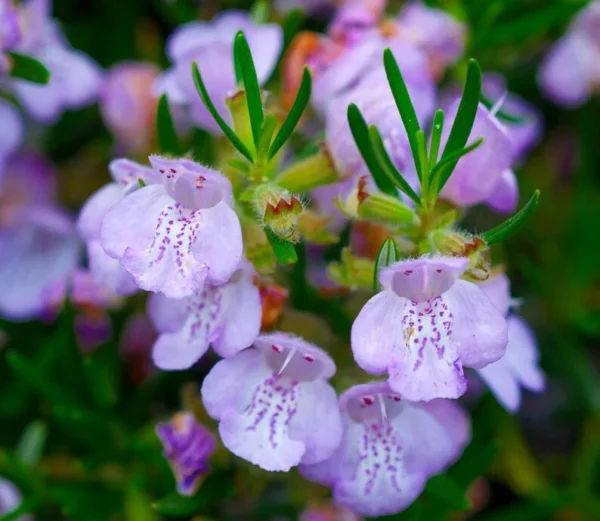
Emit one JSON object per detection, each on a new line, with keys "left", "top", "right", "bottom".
{"left": 300, "top": 500, "right": 362, "bottom": 521}
{"left": 440, "top": 101, "right": 517, "bottom": 212}
{"left": 475, "top": 272, "right": 545, "bottom": 412}
{"left": 9, "top": 0, "right": 102, "bottom": 122}
{"left": 301, "top": 382, "right": 469, "bottom": 516}
{"left": 100, "top": 62, "right": 159, "bottom": 154}
{"left": 0, "top": 477, "right": 31, "bottom": 520}
{"left": 148, "top": 265, "right": 261, "bottom": 370}
{"left": 201, "top": 332, "right": 342, "bottom": 471}
{"left": 351, "top": 256, "right": 508, "bottom": 402}
{"left": 155, "top": 10, "right": 282, "bottom": 132}
{"left": 0, "top": 0, "right": 22, "bottom": 77}
{"left": 538, "top": 1, "right": 600, "bottom": 108}
{"left": 156, "top": 412, "right": 217, "bottom": 496}
{"left": 0, "top": 100, "right": 23, "bottom": 171}
{"left": 276, "top": 0, "right": 336, "bottom": 16}
{"left": 100, "top": 156, "right": 243, "bottom": 299}
{"left": 0, "top": 154, "right": 80, "bottom": 320}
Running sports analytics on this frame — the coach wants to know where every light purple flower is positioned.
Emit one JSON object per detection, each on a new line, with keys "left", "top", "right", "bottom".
{"left": 0, "top": 99, "right": 22, "bottom": 171}
{"left": 395, "top": 1, "right": 465, "bottom": 79}
{"left": 0, "top": 477, "right": 31, "bottom": 520}
{"left": 325, "top": 43, "right": 435, "bottom": 180}
{"left": 0, "top": 154, "right": 80, "bottom": 320}
{"left": 328, "top": 0, "right": 387, "bottom": 45}
{"left": 77, "top": 159, "right": 161, "bottom": 296}
{"left": 301, "top": 382, "right": 469, "bottom": 517}
{"left": 156, "top": 412, "right": 217, "bottom": 496}
{"left": 440, "top": 101, "right": 516, "bottom": 211}
{"left": 276, "top": 0, "right": 335, "bottom": 16}
{"left": 0, "top": 0, "right": 21, "bottom": 76}
{"left": 351, "top": 256, "right": 508, "bottom": 402}
{"left": 538, "top": 1, "right": 600, "bottom": 108}
{"left": 100, "top": 156, "right": 242, "bottom": 299}
{"left": 155, "top": 10, "right": 282, "bottom": 132}
{"left": 9, "top": 0, "right": 102, "bottom": 122}
{"left": 149, "top": 265, "right": 261, "bottom": 370}
{"left": 201, "top": 332, "right": 342, "bottom": 471}
{"left": 475, "top": 273, "right": 545, "bottom": 412}
{"left": 100, "top": 62, "right": 159, "bottom": 153}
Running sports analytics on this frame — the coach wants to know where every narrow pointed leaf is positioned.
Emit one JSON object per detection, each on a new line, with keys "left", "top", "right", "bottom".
{"left": 347, "top": 104, "right": 397, "bottom": 197}
{"left": 431, "top": 137, "right": 484, "bottom": 191}
{"left": 156, "top": 95, "right": 182, "bottom": 155}
{"left": 425, "top": 474, "right": 471, "bottom": 511}
{"left": 437, "top": 59, "right": 482, "bottom": 192}
{"left": 234, "top": 32, "right": 263, "bottom": 148}
{"left": 16, "top": 421, "right": 47, "bottom": 466}
{"left": 481, "top": 190, "right": 540, "bottom": 245}
{"left": 266, "top": 229, "right": 298, "bottom": 264}
{"left": 369, "top": 125, "right": 421, "bottom": 206}
{"left": 383, "top": 48, "right": 423, "bottom": 181}
{"left": 269, "top": 67, "right": 312, "bottom": 160}
{"left": 429, "top": 109, "right": 445, "bottom": 168}
{"left": 374, "top": 239, "right": 399, "bottom": 292}
{"left": 191, "top": 62, "right": 254, "bottom": 162}
{"left": 8, "top": 52, "right": 50, "bottom": 84}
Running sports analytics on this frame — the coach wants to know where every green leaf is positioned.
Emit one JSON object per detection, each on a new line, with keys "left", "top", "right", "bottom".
{"left": 481, "top": 190, "right": 540, "bottom": 245}
{"left": 8, "top": 52, "right": 50, "bottom": 84}
{"left": 374, "top": 239, "right": 399, "bottom": 292}
{"left": 156, "top": 94, "right": 182, "bottom": 156}
{"left": 268, "top": 67, "right": 312, "bottom": 160}
{"left": 16, "top": 421, "right": 47, "bottom": 466}
{"left": 369, "top": 125, "right": 421, "bottom": 206}
{"left": 234, "top": 32, "right": 264, "bottom": 149}
{"left": 436, "top": 59, "right": 482, "bottom": 193}
{"left": 256, "top": 114, "right": 278, "bottom": 161}
{"left": 266, "top": 229, "right": 298, "bottom": 264}
{"left": 383, "top": 48, "right": 423, "bottom": 182}
{"left": 83, "top": 343, "right": 120, "bottom": 410}
{"left": 428, "top": 109, "right": 445, "bottom": 168}
{"left": 191, "top": 62, "right": 254, "bottom": 163}
{"left": 430, "top": 137, "right": 484, "bottom": 191}
{"left": 416, "top": 130, "right": 429, "bottom": 190}
{"left": 347, "top": 104, "right": 397, "bottom": 198}
{"left": 425, "top": 474, "right": 471, "bottom": 511}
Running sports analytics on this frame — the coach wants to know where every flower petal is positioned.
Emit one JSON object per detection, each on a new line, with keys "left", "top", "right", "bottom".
{"left": 505, "top": 316, "right": 545, "bottom": 392}
{"left": 478, "top": 272, "right": 511, "bottom": 317}
{"left": 147, "top": 292, "right": 189, "bottom": 334}
{"left": 87, "top": 240, "right": 138, "bottom": 296}
{"left": 486, "top": 169, "right": 519, "bottom": 214}
{"left": 0, "top": 100, "right": 23, "bottom": 162}
{"left": 446, "top": 280, "right": 508, "bottom": 369}
{"left": 351, "top": 291, "right": 406, "bottom": 375}
{"left": 77, "top": 183, "right": 124, "bottom": 242}
{"left": 476, "top": 359, "right": 521, "bottom": 412}
{"left": 379, "top": 256, "right": 469, "bottom": 302}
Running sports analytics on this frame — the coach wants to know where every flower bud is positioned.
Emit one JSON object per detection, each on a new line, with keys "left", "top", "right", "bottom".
{"left": 226, "top": 89, "right": 256, "bottom": 156}
{"left": 431, "top": 229, "right": 491, "bottom": 281}
{"left": 254, "top": 183, "right": 304, "bottom": 243}
{"left": 276, "top": 145, "right": 338, "bottom": 192}
{"left": 358, "top": 192, "right": 417, "bottom": 225}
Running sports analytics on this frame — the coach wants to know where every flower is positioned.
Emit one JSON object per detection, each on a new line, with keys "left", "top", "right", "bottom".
{"left": 351, "top": 256, "right": 508, "bottom": 402}
{"left": 0, "top": 100, "right": 23, "bottom": 171}
{"left": 440, "top": 101, "right": 517, "bottom": 212}
{"left": 100, "top": 62, "right": 159, "bottom": 153}
{"left": 0, "top": 477, "right": 31, "bottom": 520}
{"left": 301, "top": 382, "right": 469, "bottom": 517}
{"left": 155, "top": 10, "right": 282, "bottom": 132}
{"left": 156, "top": 412, "right": 217, "bottom": 496}
{"left": 77, "top": 159, "right": 161, "bottom": 296}
{"left": 100, "top": 155, "right": 243, "bottom": 299}
{"left": 0, "top": 0, "right": 22, "bottom": 77}
{"left": 0, "top": 154, "right": 80, "bottom": 320}
{"left": 538, "top": 1, "right": 600, "bottom": 108}
{"left": 475, "top": 272, "right": 545, "bottom": 412}
{"left": 9, "top": 0, "right": 102, "bottom": 122}
{"left": 201, "top": 332, "right": 342, "bottom": 471}
{"left": 149, "top": 264, "right": 261, "bottom": 370}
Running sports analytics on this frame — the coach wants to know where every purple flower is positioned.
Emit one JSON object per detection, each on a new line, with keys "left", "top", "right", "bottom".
{"left": 9, "top": 0, "right": 102, "bottom": 122}
{"left": 78, "top": 159, "right": 161, "bottom": 296}
{"left": 351, "top": 256, "right": 508, "bottom": 402}
{"left": 301, "top": 382, "right": 470, "bottom": 517}
{"left": 276, "top": 0, "right": 336, "bottom": 16}
{"left": 149, "top": 264, "right": 261, "bottom": 370}
{"left": 0, "top": 154, "right": 80, "bottom": 320}
{"left": 0, "top": 477, "right": 31, "bottom": 520}
{"left": 0, "top": 0, "right": 21, "bottom": 76}
{"left": 0, "top": 100, "right": 22, "bottom": 170}
{"left": 100, "top": 156, "right": 242, "bottom": 299}
{"left": 156, "top": 412, "right": 217, "bottom": 496}
{"left": 328, "top": 0, "right": 387, "bottom": 45}
{"left": 395, "top": 1, "right": 465, "bottom": 79}
{"left": 475, "top": 273, "right": 545, "bottom": 412}
{"left": 440, "top": 101, "right": 516, "bottom": 212}
{"left": 155, "top": 10, "right": 282, "bottom": 132}
{"left": 538, "top": 1, "right": 600, "bottom": 108}
{"left": 201, "top": 332, "right": 342, "bottom": 471}
{"left": 100, "top": 62, "right": 159, "bottom": 153}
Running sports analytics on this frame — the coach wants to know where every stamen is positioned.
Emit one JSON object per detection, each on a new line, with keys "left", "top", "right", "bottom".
{"left": 278, "top": 348, "right": 297, "bottom": 375}
{"left": 377, "top": 393, "right": 388, "bottom": 425}
{"left": 490, "top": 92, "right": 507, "bottom": 117}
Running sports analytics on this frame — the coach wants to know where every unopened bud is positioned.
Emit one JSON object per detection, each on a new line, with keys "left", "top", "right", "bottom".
{"left": 226, "top": 90, "right": 255, "bottom": 156}
{"left": 254, "top": 183, "right": 304, "bottom": 243}
{"left": 276, "top": 145, "right": 338, "bottom": 192}
{"left": 431, "top": 230, "right": 490, "bottom": 281}
{"left": 358, "top": 193, "right": 416, "bottom": 225}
